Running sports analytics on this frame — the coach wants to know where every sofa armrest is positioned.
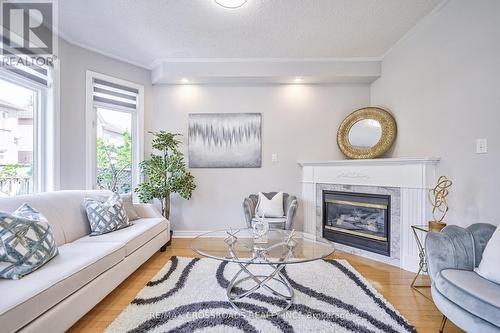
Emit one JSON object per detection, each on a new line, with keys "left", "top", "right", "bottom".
{"left": 285, "top": 196, "right": 298, "bottom": 230}
{"left": 425, "top": 225, "right": 475, "bottom": 282}
{"left": 133, "top": 203, "right": 164, "bottom": 219}
{"left": 242, "top": 197, "right": 255, "bottom": 228}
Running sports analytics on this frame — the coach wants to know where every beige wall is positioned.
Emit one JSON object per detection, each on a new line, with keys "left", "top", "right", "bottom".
{"left": 371, "top": 0, "right": 500, "bottom": 226}
{"left": 150, "top": 84, "right": 370, "bottom": 231}
{"left": 58, "top": 39, "right": 152, "bottom": 190}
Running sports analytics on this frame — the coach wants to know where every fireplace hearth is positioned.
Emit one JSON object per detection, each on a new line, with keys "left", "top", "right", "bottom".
{"left": 323, "top": 190, "right": 390, "bottom": 256}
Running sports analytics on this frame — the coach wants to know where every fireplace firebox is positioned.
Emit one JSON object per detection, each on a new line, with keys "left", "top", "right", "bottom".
{"left": 322, "top": 190, "right": 390, "bottom": 256}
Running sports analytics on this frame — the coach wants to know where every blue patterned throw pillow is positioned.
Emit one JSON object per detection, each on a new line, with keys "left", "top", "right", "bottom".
{"left": 84, "top": 193, "right": 131, "bottom": 236}
{"left": 0, "top": 204, "right": 59, "bottom": 280}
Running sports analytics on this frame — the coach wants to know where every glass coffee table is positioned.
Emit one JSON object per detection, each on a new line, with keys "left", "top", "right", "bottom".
{"left": 191, "top": 229, "right": 335, "bottom": 316}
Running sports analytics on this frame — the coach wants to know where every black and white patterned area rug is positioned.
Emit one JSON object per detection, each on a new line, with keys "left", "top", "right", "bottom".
{"left": 105, "top": 256, "right": 416, "bottom": 333}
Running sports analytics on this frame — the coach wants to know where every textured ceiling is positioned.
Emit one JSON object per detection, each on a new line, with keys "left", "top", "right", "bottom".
{"left": 58, "top": 0, "right": 442, "bottom": 68}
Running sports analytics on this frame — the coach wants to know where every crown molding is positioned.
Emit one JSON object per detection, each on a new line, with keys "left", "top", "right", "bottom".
{"left": 381, "top": 0, "right": 452, "bottom": 59}
{"left": 57, "top": 33, "right": 152, "bottom": 70}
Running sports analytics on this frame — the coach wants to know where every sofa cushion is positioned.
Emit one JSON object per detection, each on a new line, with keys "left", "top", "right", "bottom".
{"left": 0, "top": 241, "right": 125, "bottom": 333}
{"left": 0, "top": 204, "right": 59, "bottom": 280}
{"left": 74, "top": 218, "right": 167, "bottom": 256}
{"left": 0, "top": 190, "right": 112, "bottom": 245}
{"left": 435, "top": 269, "right": 500, "bottom": 327}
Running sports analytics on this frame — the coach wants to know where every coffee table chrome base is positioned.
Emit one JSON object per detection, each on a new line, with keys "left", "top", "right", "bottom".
{"left": 226, "top": 260, "right": 294, "bottom": 317}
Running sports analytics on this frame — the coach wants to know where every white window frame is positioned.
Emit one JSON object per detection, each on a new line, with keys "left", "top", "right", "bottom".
{"left": 85, "top": 71, "right": 144, "bottom": 192}
{"left": 0, "top": 69, "right": 56, "bottom": 193}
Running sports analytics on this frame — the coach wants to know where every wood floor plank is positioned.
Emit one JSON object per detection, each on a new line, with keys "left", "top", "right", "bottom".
{"left": 68, "top": 238, "right": 464, "bottom": 333}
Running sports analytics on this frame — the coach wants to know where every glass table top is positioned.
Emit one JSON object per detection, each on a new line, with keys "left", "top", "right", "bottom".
{"left": 191, "top": 229, "right": 335, "bottom": 265}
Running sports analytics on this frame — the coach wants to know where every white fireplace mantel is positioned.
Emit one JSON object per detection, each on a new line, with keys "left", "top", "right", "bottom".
{"left": 299, "top": 157, "right": 440, "bottom": 272}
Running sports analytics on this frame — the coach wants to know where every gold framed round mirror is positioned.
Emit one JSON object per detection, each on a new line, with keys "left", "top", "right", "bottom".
{"left": 337, "top": 107, "right": 397, "bottom": 159}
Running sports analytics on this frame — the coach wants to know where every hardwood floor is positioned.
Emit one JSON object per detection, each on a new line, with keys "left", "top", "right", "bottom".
{"left": 68, "top": 238, "right": 463, "bottom": 333}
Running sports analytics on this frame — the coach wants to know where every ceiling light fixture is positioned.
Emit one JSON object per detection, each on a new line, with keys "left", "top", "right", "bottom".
{"left": 181, "top": 78, "right": 190, "bottom": 84}
{"left": 214, "top": 0, "right": 248, "bottom": 9}
{"left": 294, "top": 77, "right": 303, "bottom": 83}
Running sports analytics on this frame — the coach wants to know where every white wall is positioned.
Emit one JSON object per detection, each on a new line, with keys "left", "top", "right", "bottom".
{"left": 151, "top": 84, "right": 370, "bottom": 231}
{"left": 371, "top": 0, "right": 500, "bottom": 226}
{"left": 58, "top": 39, "right": 152, "bottom": 190}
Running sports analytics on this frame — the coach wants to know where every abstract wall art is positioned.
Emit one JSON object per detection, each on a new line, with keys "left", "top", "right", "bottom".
{"left": 188, "top": 113, "right": 262, "bottom": 168}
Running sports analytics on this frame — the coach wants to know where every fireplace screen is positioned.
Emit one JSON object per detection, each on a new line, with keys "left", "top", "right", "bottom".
{"left": 323, "top": 191, "right": 390, "bottom": 256}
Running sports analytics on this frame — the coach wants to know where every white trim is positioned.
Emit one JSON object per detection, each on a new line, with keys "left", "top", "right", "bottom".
{"left": 59, "top": 35, "right": 151, "bottom": 70}
{"left": 45, "top": 58, "right": 61, "bottom": 191}
{"left": 85, "top": 70, "right": 144, "bottom": 191}
{"left": 298, "top": 157, "right": 440, "bottom": 167}
{"left": 0, "top": 69, "right": 56, "bottom": 193}
{"left": 149, "top": 56, "right": 383, "bottom": 68}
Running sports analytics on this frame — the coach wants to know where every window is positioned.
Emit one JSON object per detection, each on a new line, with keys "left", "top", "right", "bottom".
{"left": 86, "top": 72, "right": 144, "bottom": 194}
{"left": 0, "top": 74, "right": 43, "bottom": 196}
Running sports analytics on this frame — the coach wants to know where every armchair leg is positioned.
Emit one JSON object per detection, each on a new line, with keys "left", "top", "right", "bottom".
{"left": 439, "top": 315, "right": 447, "bottom": 333}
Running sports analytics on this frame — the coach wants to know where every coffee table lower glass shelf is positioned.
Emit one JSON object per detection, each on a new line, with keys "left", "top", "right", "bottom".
{"left": 191, "top": 229, "right": 335, "bottom": 316}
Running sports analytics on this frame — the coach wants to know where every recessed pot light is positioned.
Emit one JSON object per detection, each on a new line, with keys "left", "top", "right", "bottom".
{"left": 181, "top": 78, "right": 190, "bottom": 84}
{"left": 294, "top": 77, "right": 303, "bottom": 83}
{"left": 214, "top": 0, "right": 248, "bottom": 9}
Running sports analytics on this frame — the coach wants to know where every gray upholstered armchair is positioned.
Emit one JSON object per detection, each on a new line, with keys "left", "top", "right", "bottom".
{"left": 242, "top": 192, "right": 298, "bottom": 230}
{"left": 425, "top": 223, "right": 499, "bottom": 333}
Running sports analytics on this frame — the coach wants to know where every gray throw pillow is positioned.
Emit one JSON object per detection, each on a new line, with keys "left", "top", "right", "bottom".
{"left": 0, "top": 204, "right": 59, "bottom": 280}
{"left": 120, "top": 193, "right": 140, "bottom": 221}
{"left": 84, "top": 193, "right": 131, "bottom": 236}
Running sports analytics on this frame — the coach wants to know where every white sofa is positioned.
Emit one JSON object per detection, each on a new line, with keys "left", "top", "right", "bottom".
{"left": 0, "top": 190, "right": 170, "bottom": 333}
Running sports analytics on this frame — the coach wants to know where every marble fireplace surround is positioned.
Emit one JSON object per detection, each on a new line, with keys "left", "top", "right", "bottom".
{"left": 299, "top": 158, "right": 440, "bottom": 273}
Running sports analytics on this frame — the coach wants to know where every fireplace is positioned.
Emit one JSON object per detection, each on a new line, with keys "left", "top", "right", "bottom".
{"left": 322, "top": 190, "right": 390, "bottom": 256}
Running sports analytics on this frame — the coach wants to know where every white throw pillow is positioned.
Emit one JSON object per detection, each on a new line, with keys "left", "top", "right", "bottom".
{"left": 256, "top": 192, "right": 284, "bottom": 218}
{"left": 120, "top": 193, "right": 140, "bottom": 221}
{"left": 476, "top": 226, "right": 500, "bottom": 284}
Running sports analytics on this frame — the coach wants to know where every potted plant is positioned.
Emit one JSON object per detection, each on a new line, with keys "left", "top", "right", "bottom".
{"left": 135, "top": 131, "right": 196, "bottom": 248}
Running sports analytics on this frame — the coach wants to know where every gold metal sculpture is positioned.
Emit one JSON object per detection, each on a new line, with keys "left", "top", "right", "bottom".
{"left": 428, "top": 176, "right": 453, "bottom": 231}
{"left": 337, "top": 107, "right": 397, "bottom": 159}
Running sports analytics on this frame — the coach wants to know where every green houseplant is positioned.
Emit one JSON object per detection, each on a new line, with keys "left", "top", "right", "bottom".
{"left": 135, "top": 131, "right": 196, "bottom": 220}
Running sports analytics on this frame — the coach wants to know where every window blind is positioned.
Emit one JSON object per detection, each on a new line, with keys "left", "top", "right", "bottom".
{"left": 1, "top": 40, "right": 51, "bottom": 87}
{"left": 92, "top": 78, "right": 139, "bottom": 110}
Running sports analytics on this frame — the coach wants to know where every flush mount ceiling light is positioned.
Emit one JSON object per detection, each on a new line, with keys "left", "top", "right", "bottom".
{"left": 181, "top": 78, "right": 190, "bottom": 84}
{"left": 214, "top": 0, "right": 248, "bottom": 9}
{"left": 294, "top": 77, "right": 303, "bottom": 83}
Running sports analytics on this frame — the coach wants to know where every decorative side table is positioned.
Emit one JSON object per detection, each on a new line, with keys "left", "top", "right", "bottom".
{"left": 410, "top": 224, "right": 432, "bottom": 300}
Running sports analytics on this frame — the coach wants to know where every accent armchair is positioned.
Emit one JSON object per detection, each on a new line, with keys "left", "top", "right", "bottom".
{"left": 425, "top": 223, "right": 499, "bottom": 333}
{"left": 243, "top": 192, "right": 298, "bottom": 230}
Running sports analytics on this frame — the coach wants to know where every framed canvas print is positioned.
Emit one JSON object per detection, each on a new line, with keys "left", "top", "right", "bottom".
{"left": 188, "top": 113, "right": 262, "bottom": 168}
